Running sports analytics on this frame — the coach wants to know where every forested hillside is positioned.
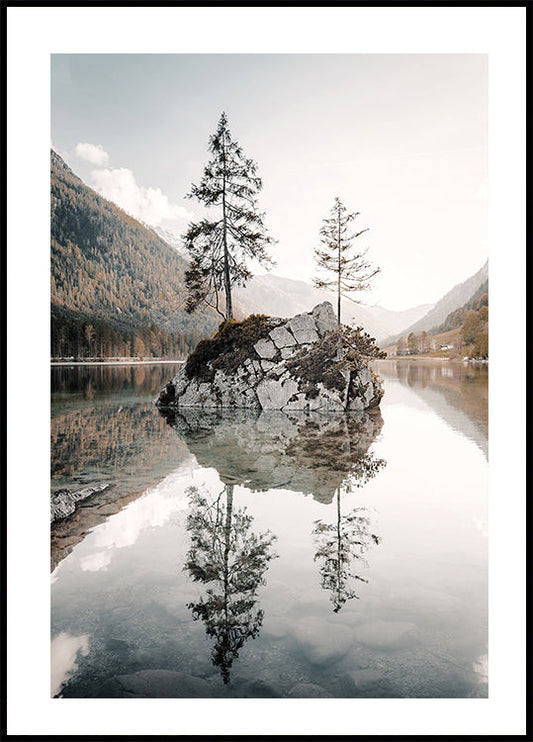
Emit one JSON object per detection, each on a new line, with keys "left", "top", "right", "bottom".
{"left": 50, "top": 150, "right": 219, "bottom": 358}
{"left": 430, "top": 279, "right": 488, "bottom": 334}
{"left": 381, "top": 261, "right": 489, "bottom": 347}
{"left": 390, "top": 283, "right": 488, "bottom": 359}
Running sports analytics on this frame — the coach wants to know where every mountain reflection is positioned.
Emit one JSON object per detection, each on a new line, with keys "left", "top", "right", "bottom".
{"left": 374, "top": 359, "right": 488, "bottom": 458}
{"left": 51, "top": 363, "right": 183, "bottom": 399}
{"left": 51, "top": 401, "right": 189, "bottom": 571}
{"left": 51, "top": 402, "right": 187, "bottom": 483}
{"left": 184, "top": 484, "right": 277, "bottom": 684}
{"left": 161, "top": 408, "right": 385, "bottom": 504}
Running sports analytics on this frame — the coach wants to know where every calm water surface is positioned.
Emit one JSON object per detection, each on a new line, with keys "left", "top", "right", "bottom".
{"left": 51, "top": 359, "right": 488, "bottom": 698}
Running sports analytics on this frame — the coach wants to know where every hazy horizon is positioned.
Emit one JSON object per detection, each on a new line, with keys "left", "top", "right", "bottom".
{"left": 52, "top": 54, "right": 488, "bottom": 312}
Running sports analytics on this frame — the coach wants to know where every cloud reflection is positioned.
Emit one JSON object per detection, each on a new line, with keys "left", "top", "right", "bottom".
{"left": 72, "top": 470, "right": 190, "bottom": 574}
{"left": 51, "top": 632, "right": 90, "bottom": 697}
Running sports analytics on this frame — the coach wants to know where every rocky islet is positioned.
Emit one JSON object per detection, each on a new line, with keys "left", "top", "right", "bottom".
{"left": 155, "top": 302, "right": 384, "bottom": 413}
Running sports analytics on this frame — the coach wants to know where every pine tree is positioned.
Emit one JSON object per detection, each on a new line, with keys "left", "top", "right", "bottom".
{"left": 183, "top": 113, "right": 275, "bottom": 319}
{"left": 314, "top": 197, "right": 379, "bottom": 325}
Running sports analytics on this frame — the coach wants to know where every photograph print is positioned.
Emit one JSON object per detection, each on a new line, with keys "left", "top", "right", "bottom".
{"left": 49, "top": 51, "right": 491, "bottom": 703}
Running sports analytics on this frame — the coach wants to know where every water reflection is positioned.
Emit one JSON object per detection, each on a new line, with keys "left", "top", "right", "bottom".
{"left": 314, "top": 467, "right": 384, "bottom": 612}
{"left": 51, "top": 362, "right": 182, "bottom": 399}
{"left": 51, "top": 632, "right": 90, "bottom": 697}
{"left": 185, "top": 484, "right": 277, "bottom": 683}
{"left": 374, "top": 360, "right": 488, "bottom": 458}
{"left": 50, "top": 362, "right": 487, "bottom": 699}
{"left": 50, "top": 401, "right": 190, "bottom": 571}
{"left": 51, "top": 402, "right": 188, "bottom": 484}
{"left": 170, "top": 408, "right": 387, "bottom": 642}
{"left": 161, "top": 408, "right": 385, "bottom": 504}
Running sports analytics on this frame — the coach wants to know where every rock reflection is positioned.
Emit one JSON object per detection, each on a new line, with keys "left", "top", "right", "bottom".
{"left": 161, "top": 408, "right": 385, "bottom": 504}
{"left": 184, "top": 484, "right": 277, "bottom": 684}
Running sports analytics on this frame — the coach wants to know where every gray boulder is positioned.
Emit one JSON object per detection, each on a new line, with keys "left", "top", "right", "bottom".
{"left": 51, "top": 483, "right": 112, "bottom": 524}
{"left": 155, "top": 302, "right": 384, "bottom": 413}
{"left": 288, "top": 683, "right": 334, "bottom": 698}
{"left": 97, "top": 670, "right": 213, "bottom": 698}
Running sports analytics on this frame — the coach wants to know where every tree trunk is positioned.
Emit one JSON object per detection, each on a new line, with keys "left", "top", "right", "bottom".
{"left": 337, "top": 210, "right": 342, "bottom": 325}
{"left": 223, "top": 484, "right": 234, "bottom": 628}
{"left": 221, "top": 131, "right": 233, "bottom": 319}
{"left": 336, "top": 487, "right": 342, "bottom": 609}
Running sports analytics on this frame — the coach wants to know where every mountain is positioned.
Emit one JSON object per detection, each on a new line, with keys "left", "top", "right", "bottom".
{"left": 153, "top": 226, "right": 186, "bottom": 254}
{"left": 50, "top": 150, "right": 218, "bottom": 358}
{"left": 430, "top": 279, "right": 488, "bottom": 335}
{"left": 365, "top": 302, "right": 434, "bottom": 339}
{"left": 233, "top": 274, "right": 432, "bottom": 343}
{"left": 382, "top": 260, "right": 489, "bottom": 346}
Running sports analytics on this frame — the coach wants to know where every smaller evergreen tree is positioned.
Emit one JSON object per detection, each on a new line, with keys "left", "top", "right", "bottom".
{"left": 314, "top": 197, "right": 380, "bottom": 325}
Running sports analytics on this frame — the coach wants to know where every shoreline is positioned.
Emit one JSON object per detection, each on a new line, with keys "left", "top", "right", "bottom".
{"left": 378, "top": 356, "right": 488, "bottom": 363}
{"left": 51, "top": 359, "right": 185, "bottom": 366}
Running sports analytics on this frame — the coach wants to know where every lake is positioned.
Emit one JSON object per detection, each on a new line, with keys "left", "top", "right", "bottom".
{"left": 51, "top": 359, "right": 488, "bottom": 698}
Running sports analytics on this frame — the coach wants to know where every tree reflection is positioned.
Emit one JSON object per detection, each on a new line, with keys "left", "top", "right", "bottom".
{"left": 313, "top": 452, "right": 385, "bottom": 612}
{"left": 184, "top": 484, "right": 277, "bottom": 683}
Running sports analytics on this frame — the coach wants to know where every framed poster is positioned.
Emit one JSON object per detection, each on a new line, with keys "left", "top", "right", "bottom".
{"left": 4, "top": 3, "right": 528, "bottom": 738}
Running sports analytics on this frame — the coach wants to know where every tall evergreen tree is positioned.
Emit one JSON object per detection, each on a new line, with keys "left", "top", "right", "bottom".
{"left": 314, "top": 197, "right": 379, "bottom": 325}
{"left": 183, "top": 113, "right": 275, "bottom": 319}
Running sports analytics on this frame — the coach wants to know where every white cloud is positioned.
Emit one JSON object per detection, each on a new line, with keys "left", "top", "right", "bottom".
{"left": 75, "top": 142, "right": 110, "bottom": 166}
{"left": 90, "top": 167, "right": 193, "bottom": 227}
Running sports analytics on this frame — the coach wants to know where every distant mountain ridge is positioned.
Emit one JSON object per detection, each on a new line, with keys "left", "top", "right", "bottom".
{"left": 382, "top": 260, "right": 489, "bottom": 346}
{"left": 233, "top": 274, "right": 432, "bottom": 342}
{"left": 153, "top": 225, "right": 185, "bottom": 254}
{"left": 136, "top": 227, "right": 434, "bottom": 343}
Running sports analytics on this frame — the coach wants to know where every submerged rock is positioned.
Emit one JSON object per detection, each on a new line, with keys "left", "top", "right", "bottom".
{"left": 291, "top": 616, "right": 355, "bottom": 667}
{"left": 288, "top": 683, "right": 334, "bottom": 698}
{"left": 353, "top": 621, "right": 420, "bottom": 650}
{"left": 97, "top": 669, "right": 213, "bottom": 698}
{"left": 155, "top": 302, "right": 384, "bottom": 413}
{"left": 50, "top": 483, "right": 112, "bottom": 524}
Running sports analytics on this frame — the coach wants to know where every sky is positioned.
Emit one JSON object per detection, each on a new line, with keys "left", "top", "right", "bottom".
{"left": 51, "top": 53, "right": 488, "bottom": 312}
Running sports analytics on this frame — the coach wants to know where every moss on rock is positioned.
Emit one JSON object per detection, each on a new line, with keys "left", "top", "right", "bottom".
{"left": 185, "top": 314, "right": 283, "bottom": 382}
